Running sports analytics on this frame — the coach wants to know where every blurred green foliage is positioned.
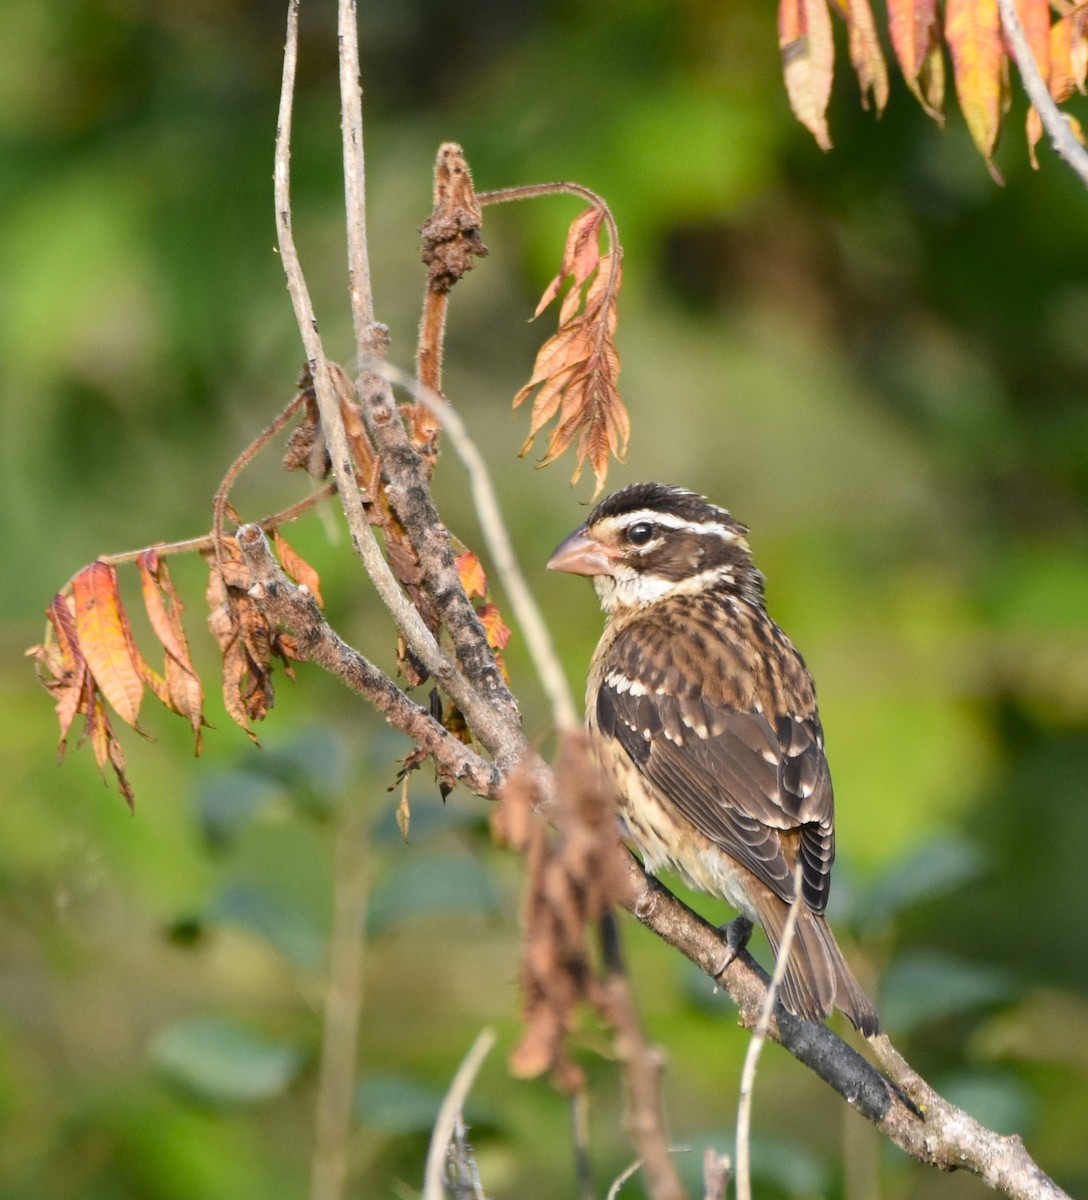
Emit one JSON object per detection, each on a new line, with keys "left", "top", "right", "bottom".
{"left": 2, "top": 0, "right": 1087, "bottom": 1197}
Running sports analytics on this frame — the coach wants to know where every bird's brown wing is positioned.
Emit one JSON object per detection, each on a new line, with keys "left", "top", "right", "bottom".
{"left": 596, "top": 618, "right": 835, "bottom": 912}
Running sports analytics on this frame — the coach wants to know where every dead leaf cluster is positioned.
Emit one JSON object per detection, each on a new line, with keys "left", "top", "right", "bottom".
{"left": 779, "top": 0, "right": 1088, "bottom": 176}
{"left": 514, "top": 205, "right": 629, "bottom": 498}
{"left": 492, "top": 731, "right": 632, "bottom": 1091}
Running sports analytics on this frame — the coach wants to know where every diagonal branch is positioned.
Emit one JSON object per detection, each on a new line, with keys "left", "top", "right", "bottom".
{"left": 235, "top": 524, "right": 503, "bottom": 799}
{"left": 616, "top": 852, "right": 1071, "bottom": 1200}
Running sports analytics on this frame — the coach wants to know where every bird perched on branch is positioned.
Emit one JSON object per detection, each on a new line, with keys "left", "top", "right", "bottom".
{"left": 547, "top": 481, "right": 880, "bottom": 1035}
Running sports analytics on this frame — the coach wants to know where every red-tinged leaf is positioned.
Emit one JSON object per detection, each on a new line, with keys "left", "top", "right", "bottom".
{"left": 35, "top": 595, "right": 89, "bottom": 751}
{"left": 558, "top": 278, "right": 586, "bottom": 328}
{"left": 455, "top": 550, "right": 488, "bottom": 599}
{"left": 533, "top": 273, "right": 565, "bottom": 320}
{"left": 888, "top": 0, "right": 946, "bottom": 119}
{"left": 779, "top": 0, "right": 835, "bottom": 150}
{"left": 845, "top": 0, "right": 890, "bottom": 111}
{"left": 477, "top": 602, "right": 512, "bottom": 651}
{"left": 138, "top": 551, "right": 193, "bottom": 668}
{"left": 71, "top": 562, "right": 144, "bottom": 728}
{"left": 525, "top": 364, "right": 588, "bottom": 445}
{"left": 561, "top": 207, "right": 605, "bottom": 289}
{"left": 138, "top": 550, "right": 206, "bottom": 743}
{"left": 946, "top": 0, "right": 1004, "bottom": 170}
{"left": 273, "top": 529, "right": 325, "bottom": 607}
{"left": 82, "top": 693, "right": 136, "bottom": 811}
{"left": 531, "top": 208, "right": 606, "bottom": 321}
{"left": 166, "top": 655, "right": 205, "bottom": 749}
{"left": 1008, "top": 0, "right": 1051, "bottom": 90}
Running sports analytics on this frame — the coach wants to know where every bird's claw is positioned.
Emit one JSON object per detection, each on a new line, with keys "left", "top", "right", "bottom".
{"left": 714, "top": 915, "right": 753, "bottom": 977}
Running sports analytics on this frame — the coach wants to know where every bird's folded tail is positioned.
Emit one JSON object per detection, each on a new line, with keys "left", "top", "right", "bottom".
{"left": 759, "top": 900, "right": 882, "bottom": 1036}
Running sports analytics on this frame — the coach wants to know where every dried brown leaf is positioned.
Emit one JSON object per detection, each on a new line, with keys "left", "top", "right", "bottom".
{"left": 516, "top": 216, "right": 627, "bottom": 497}
{"left": 31, "top": 594, "right": 89, "bottom": 754}
{"left": 496, "top": 731, "right": 631, "bottom": 1092}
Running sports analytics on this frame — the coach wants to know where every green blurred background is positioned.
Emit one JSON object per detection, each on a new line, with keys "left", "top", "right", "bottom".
{"left": 3, "top": 0, "right": 1087, "bottom": 1196}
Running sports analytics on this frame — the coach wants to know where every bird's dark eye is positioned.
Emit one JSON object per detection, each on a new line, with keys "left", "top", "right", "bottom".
{"left": 626, "top": 521, "right": 655, "bottom": 546}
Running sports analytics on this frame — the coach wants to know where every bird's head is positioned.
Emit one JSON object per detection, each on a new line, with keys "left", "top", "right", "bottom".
{"left": 547, "top": 481, "right": 765, "bottom": 614}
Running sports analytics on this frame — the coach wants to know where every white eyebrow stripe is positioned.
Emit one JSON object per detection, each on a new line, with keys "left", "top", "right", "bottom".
{"left": 605, "top": 510, "right": 740, "bottom": 539}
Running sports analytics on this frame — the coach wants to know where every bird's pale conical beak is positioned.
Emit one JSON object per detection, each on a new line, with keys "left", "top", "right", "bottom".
{"left": 546, "top": 528, "right": 618, "bottom": 577}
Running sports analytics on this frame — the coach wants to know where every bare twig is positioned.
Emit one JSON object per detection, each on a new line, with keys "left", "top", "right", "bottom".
{"left": 477, "top": 181, "right": 621, "bottom": 301}
{"left": 378, "top": 361, "right": 579, "bottom": 730}
{"left": 214, "top": 389, "right": 309, "bottom": 564}
{"left": 336, "top": 0, "right": 379, "bottom": 355}
{"left": 235, "top": 525, "right": 503, "bottom": 799}
{"left": 998, "top": 0, "right": 1088, "bottom": 187}
{"left": 310, "top": 796, "right": 371, "bottom": 1200}
{"left": 605, "top": 1157, "right": 645, "bottom": 1200}
{"left": 735, "top": 861, "right": 804, "bottom": 1200}
{"left": 423, "top": 1028, "right": 497, "bottom": 1200}
{"left": 276, "top": 1, "right": 515, "bottom": 752}
{"left": 94, "top": 483, "right": 337, "bottom": 571}
{"left": 702, "top": 1149, "right": 731, "bottom": 1200}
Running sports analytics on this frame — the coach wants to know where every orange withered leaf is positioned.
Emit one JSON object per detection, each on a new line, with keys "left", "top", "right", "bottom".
{"left": 137, "top": 550, "right": 205, "bottom": 744}
{"left": 516, "top": 236, "right": 627, "bottom": 497}
{"left": 945, "top": 0, "right": 1005, "bottom": 174}
{"left": 844, "top": 0, "right": 890, "bottom": 112}
{"left": 272, "top": 529, "right": 325, "bottom": 607}
{"left": 779, "top": 0, "right": 836, "bottom": 150}
{"left": 888, "top": 0, "right": 946, "bottom": 120}
{"left": 533, "top": 206, "right": 605, "bottom": 319}
{"left": 83, "top": 689, "right": 136, "bottom": 811}
{"left": 1048, "top": 4, "right": 1088, "bottom": 102}
{"left": 71, "top": 561, "right": 145, "bottom": 729}
{"left": 35, "top": 594, "right": 88, "bottom": 751}
{"left": 476, "top": 602, "right": 513, "bottom": 652}
{"left": 1010, "top": 0, "right": 1052, "bottom": 164}
{"left": 455, "top": 550, "right": 488, "bottom": 599}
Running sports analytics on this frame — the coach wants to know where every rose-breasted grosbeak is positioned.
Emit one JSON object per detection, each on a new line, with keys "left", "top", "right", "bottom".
{"left": 548, "top": 481, "right": 880, "bottom": 1035}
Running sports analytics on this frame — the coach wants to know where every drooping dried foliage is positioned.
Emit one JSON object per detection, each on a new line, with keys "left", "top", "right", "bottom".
{"left": 492, "top": 731, "right": 632, "bottom": 1091}
{"left": 781, "top": 0, "right": 1088, "bottom": 176}
{"left": 512, "top": 204, "right": 628, "bottom": 498}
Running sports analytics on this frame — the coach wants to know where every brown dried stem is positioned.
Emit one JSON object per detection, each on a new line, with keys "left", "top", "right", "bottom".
{"left": 93, "top": 484, "right": 336, "bottom": 572}
{"left": 477, "top": 181, "right": 621, "bottom": 295}
{"left": 213, "top": 388, "right": 309, "bottom": 562}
